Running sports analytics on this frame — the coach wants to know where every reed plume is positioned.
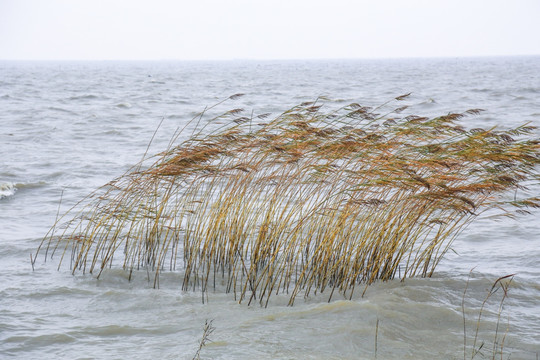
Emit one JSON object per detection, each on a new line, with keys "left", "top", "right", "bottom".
{"left": 36, "top": 95, "right": 540, "bottom": 306}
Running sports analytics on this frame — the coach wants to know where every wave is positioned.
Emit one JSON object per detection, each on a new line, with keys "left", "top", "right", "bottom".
{"left": 67, "top": 94, "right": 100, "bottom": 101}
{"left": 47, "top": 106, "right": 77, "bottom": 115}
{"left": 416, "top": 98, "right": 438, "bottom": 107}
{"left": 0, "top": 181, "right": 49, "bottom": 199}
{"left": 115, "top": 102, "right": 132, "bottom": 108}
{"left": 0, "top": 182, "right": 17, "bottom": 199}
{"left": 518, "top": 87, "right": 539, "bottom": 94}
{"left": 166, "top": 114, "right": 185, "bottom": 119}
{"left": 15, "top": 181, "right": 48, "bottom": 190}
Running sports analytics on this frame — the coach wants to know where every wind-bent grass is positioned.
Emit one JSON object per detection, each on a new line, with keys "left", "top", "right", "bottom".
{"left": 35, "top": 94, "right": 540, "bottom": 306}
{"left": 193, "top": 319, "right": 215, "bottom": 360}
{"left": 462, "top": 273, "right": 515, "bottom": 360}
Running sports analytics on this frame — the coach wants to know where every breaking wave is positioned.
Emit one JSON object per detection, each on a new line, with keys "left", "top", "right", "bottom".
{"left": 0, "top": 182, "right": 17, "bottom": 199}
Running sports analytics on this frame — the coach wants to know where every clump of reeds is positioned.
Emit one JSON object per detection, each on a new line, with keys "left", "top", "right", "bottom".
{"left": 35, "top": 94, "right": 540, "bottom": 306}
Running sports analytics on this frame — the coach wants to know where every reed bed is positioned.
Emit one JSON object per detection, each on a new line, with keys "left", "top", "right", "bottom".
{"left": 36, "top": 94, "right": 540, "bottom": 306}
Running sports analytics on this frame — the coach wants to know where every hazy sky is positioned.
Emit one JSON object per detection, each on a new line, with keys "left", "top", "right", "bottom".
{"left": 1, "top": 0, "right": 540, "bottom": 60}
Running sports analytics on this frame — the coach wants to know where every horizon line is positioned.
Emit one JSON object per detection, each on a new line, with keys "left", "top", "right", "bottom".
{"left": 1, "top": 53, "right": 540, "bottom": 62}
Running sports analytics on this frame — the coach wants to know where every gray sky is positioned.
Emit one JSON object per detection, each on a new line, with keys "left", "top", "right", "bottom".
{"left": 1, "top": 0, "right": 539, "bottom": 60}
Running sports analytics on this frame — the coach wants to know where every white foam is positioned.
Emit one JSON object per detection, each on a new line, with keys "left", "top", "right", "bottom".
{"left": 0, "top": 182, "right": 17, "bottom": 199}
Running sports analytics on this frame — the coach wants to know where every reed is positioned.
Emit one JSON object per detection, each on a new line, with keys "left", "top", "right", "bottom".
{"left": 35, "top": 94, "right": 540, "bottom": 306}
{"left": 193, "top": 319, "right": 215, "bottom": 360}
{"left": 462, "top": 273, "right": 515, "bottom": 360}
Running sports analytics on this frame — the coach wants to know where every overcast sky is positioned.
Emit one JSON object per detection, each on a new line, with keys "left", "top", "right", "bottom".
{"left": 1, "top": 0, "right": 539, "bottom": 60}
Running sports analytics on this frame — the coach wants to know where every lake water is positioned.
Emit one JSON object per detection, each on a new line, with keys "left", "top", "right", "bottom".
{"left": 1, "top": 57, "right": 539, "bottom": 359}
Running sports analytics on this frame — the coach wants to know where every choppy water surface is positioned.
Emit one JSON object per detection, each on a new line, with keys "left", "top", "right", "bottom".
{"left": 1, "top": 57, "right": 539, "bottom": 359}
